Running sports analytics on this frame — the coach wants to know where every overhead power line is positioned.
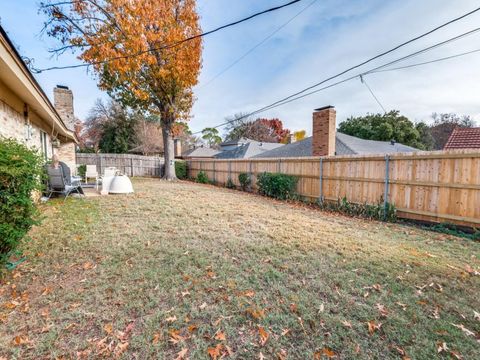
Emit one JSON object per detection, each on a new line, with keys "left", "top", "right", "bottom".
{"left": 239, "top": 6, "right": 480, "bottom": 116}
{"left": 360, "top": 75, "right": 386, "bottom": 113}
{"left": 191, "top": 25, "right": 480, "bottom": 134}
{"left": 32, "top": 0, "right": 304, "bottom": 73}
{"left": 369, "top": 47, "right": 480, "bottom": 73}
{"left": 198, "top": 0, "right": 319, "bottom": 90}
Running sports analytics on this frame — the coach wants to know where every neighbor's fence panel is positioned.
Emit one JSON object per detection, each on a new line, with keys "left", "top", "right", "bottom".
{"left": 188, "top": 150, "right": 480, "bottom": 228}
{"left": 76, "top": 153, "right": 165, "bottom": 177}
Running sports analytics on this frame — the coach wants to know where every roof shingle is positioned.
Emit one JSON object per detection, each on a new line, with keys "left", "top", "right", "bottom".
{"left": 444, "top": 127, "right": 480, "bottom": 150}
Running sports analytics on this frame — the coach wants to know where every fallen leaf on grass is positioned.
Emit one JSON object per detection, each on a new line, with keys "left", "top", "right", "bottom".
{"left": 243, "top": 290, "right": 255, "bottom": 298}
{"left": 41, "top": 287, "right": 52, "bottom": 296}
{"left": 169, "top": 329, "right": 185, "bottom": 345}
{"left": 188, "top": 324, "right": 198, "bottom": 333}
{"left": 259, "top": 352, "right": 265, "bottom": 360}
{"left": 40, "top": 324, "right": 53, "bottom": 333}
{"left": 367, "top": 321, "right": 382, "bottom": 335}
{"left": 181, "top": 290, "right": 190, "bottom": 297}
{"left": 342, "top": 320, "right": 352, "bottom": 329}
{"left": 152, "top": 332, "right": 161, "bottom": 345}
{"left": 450, "top": 350, "right": 463, "bottom": 359}
{"left": 375, "top": 303, "right": 388, "bottom": 317}
{"left": 166, "top": 315, "right": 177, "bottom": 323}
{"left": 451, "top": 323, "right": 475, "bottom": 337}
{"left": 12, "top": 335, "right": 29, "bottom": 346}
{"left": 114, "top": 341, "right": 128, "bottom": 357}
{"left": 214, "top": 331, "right": 226, "bottom": 341}
{"left": 281, "top": 328, "right": 290, "bottom": 336}
{"left": 82, "top": 262, "right": 95, "bottom": 270}
{"left": 207, "top": 344, "right": 223, "bottom": 360}
{"left": 322, "top": 347, "right": 337, "bottom": 358}
{"left": 437, "top": 342, "right": 448, "bottom": 353}
{"left": 104, "top": 323, "right": 113, "bottom": 334}
{"left": 175, "top": 348, "right": 188, "bottom": 360}
{"left": 474, "top": 311, "right": 480, "bottom": 321}
{"left": 465, "top": 264, "right": 480, "bottom": 276}
{"left": 199, "top": 302, "right": 207, "bottom": 310}
{"left": 258, "top": 326, "right": 269, "bottom": 346}
{"left": 246, "top": 307, "right": 265, "bottom": 319}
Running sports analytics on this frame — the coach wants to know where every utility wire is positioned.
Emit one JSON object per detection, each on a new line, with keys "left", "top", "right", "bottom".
{"left": 237, "top": 6, "right": 480, "bottom": 116}
{"left": 360, "top": 75, "right": 386, "bottom": 113}
{"left": 32, "top": 0, "right": 304, "bottom": 73}
{"left": 264, "top": 26, "right": 480, "bottom": 112}
{"left": 191, "top": 26, "right": 480, "bottom": 134}
{"left": 198, "top": 0, "right": 319, "bottom": 90}
{"left": 369, "top": 47, "right": 480, "bottom": 73}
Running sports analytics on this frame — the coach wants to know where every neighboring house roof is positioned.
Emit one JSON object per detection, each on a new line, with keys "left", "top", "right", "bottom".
{"left": 215, "top": 140, "right": 283, "bottom": 159}
{"left": 182, "top": 146, "right": 221, "bottom": 158}
{"left": 219, "top": 137, "right": 250, "bottom": 147}
{"left": 254, "top": 132, "right": 418, "bottom": 158}
{"left": 444, "top": 127, "right": 480, "bottom": 150}
{"left": 0, "top": 25, "right": 76, "bottom": 142}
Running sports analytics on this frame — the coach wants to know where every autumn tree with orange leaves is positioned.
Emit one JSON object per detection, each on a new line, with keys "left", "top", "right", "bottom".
{"left": 41, "top": 0, "right": 202, "bottom": 179}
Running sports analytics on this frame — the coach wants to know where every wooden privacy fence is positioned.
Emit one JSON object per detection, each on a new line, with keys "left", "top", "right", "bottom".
{"left": 188, "top": 150, "right": 480, "bottom": 228}
{"left": 76, "top": 153, "right": 165, "bottom": 177}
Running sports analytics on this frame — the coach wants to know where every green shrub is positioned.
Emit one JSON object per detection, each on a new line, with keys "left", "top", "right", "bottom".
{"left": 175, "top": 161, "right": 187, "bottom": 180}
{"left": 0, "top": 139, "right": 44, "bottom": 267}
{"left": 77, "top": 164, "right": 86, "bottom": 178}
{"left": 238, "top": 172, "right": 251, "bottom": 191}
{"left": 257, "top": 172, "right": 298, "bottom": 200}
{"left": 226, "top": 178, "right": 235, "bottom": 189}
{"left": 319, "top": 197, "right": 397, "bottom": 222}
{"left": 196, "top": 171, "right": 209, "bottom": 184}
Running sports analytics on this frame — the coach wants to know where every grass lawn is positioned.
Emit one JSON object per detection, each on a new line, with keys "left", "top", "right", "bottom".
{"left": 1, "top": 178, "right": 479, "bottom": 359}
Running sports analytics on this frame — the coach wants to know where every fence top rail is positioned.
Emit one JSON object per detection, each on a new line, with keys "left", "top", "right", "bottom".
{"left": 76, "top": 153, "right": 164, "bottom": 161}
{"left": 188, "top": 149, "right": 480, "bottom": 163}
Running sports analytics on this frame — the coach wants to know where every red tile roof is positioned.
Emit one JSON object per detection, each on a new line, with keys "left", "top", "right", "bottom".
{"left": 444, "top": 127, "right": 480, "bottom": 150}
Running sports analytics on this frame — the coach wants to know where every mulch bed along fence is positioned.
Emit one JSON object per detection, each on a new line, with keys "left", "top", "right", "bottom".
{"left": 188, "top": 150, "right": 480, "bottom": 228}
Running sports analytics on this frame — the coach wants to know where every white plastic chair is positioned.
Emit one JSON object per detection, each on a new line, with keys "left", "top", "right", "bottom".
{"left": 85, "top": 165, "right": 99, "bottom": 189}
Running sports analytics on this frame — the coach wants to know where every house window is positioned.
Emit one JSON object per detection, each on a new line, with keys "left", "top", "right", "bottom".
{"left": 40, "top": 131, "right": 48, "bottom": 160}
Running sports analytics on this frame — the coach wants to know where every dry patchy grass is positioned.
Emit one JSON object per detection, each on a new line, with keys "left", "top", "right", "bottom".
{"left": 1, "top": 178, "right": 479, "bottom": 359}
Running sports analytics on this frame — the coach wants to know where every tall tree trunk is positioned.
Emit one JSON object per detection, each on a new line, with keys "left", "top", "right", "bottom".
{"left": 162, "top": 121, "right": 177, "bottom": 180}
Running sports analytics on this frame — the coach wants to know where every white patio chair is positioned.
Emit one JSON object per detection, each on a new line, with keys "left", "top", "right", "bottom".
{"left": 85, "top": 165, "right": 99, "bottom": 189}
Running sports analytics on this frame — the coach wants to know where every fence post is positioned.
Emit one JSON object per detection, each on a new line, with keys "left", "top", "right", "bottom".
{"left": 277, "top": 159, "right": 281, "bottom": 173}
{"left": 228, "top": 161, "right": 232, "bottom": 182}
{"left": 383, "top": 155, "right": 390, "bottom": 220}
{"left": 213, "top": 161, "right": 216, "bottom": 184}
{"left": 319, "top": 157, "right": 324, "bottom": 204}
{"left": 249, "top": 161, "right": 253, "bottom": 190}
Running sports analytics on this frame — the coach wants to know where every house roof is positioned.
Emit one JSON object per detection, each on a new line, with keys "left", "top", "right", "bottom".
{"left": 253, "top": 132, "right": 418, "bottom": 158}
{"left": 215, "top": 140, "right": 283, "bottom": 159}
{"left": 219, "top": 137, "right": 251, "bottom": 146}
{"left": 0, "top": 25, "right": 76, "bottom": 142}
{"left": 444, "top": 127, "right": 480, "bottom": 150}
{"left": 182, "top": 146, "right": 221, "bottom": 158}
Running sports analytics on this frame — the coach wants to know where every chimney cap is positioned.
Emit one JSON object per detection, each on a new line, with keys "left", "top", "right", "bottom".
{"left": 314, "top": 105, "right": 335, "bottom": 111}
{"left": 56, "top": 84, "right": 69, "bottom": 90}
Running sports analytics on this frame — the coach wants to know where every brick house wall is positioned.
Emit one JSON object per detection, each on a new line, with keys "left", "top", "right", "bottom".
{"left": 0, "top": 79, "right": 56, "bottom": 160}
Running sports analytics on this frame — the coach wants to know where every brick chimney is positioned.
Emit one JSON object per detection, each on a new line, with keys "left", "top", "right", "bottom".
{"left": 54, "top": 85, "right": 75, "bottom": 131}
{"left": 312, "top": 105, "right": 336, "bottom": 156}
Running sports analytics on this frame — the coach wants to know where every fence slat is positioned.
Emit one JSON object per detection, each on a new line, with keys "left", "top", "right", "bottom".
{"left": 76, "top": 153, "right": 165, "bottom": 178}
